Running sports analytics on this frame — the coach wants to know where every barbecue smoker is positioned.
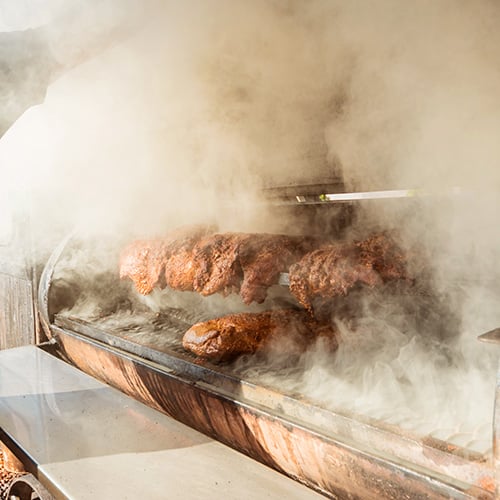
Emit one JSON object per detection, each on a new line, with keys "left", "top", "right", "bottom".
{"left": 2, "top": 185, "right": 499, "bottom": 499}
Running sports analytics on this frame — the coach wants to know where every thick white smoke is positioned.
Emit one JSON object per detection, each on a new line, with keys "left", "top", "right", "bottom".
{"left": 1, "top": 0, "right": 499, "bottom": 456}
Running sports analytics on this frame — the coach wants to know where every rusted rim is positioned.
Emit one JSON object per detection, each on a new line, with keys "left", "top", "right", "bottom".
{"left": 7, "top": 473, "right": 55, "bottom": 500}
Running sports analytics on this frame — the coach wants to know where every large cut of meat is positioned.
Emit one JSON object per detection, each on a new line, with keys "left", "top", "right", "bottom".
{"left": 188, "top": 232, "right": 317, "bottom": 303}
{"left": 356, "top": 232, "right": 409, "bottom": 281}
{"left": 190, "top": 233, "right": 244, "bottom": 297}
{"left": 237, "top": 234, "right": 317, "bottom": 304}
{"left": 120, "top": 227, "right": 318, "bottom": 304}
{"left": 119, "top": 239, "right": 167, "bottom": 295}
{"left": 182, "top": 309, "right": 339, "bottom": 362}
{"left": 119, "top": 225, "right": 212, "bottom": 294}
{"left": 289, "top": 233, "right": 410, "bottom": 313}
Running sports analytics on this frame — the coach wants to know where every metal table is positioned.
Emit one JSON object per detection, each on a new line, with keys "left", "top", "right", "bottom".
{"left": 0, "top": 345, "right": 323, "bottom": 499}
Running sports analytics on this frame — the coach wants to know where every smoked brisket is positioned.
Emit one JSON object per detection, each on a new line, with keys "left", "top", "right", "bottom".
{"left": 120, "top": 228, "right": 318, "bottom": 304}
{"left": 182, "top": 309, "right": 338, "bottom": 362}
{"left": 119, "top": 225, "right": 213, "bottom": 294}
{"left": 289, "top": 233, "right": 410, "bottom": 313}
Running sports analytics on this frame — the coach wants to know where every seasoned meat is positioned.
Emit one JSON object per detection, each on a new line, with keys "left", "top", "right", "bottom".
{"left": 189, "top": 232, "right": 318, "bottom": 303}
{"left": 356, "top": 232, "right": 410, "bottom": 281}
{"left": 161, "top": 225, "right": 216, "bottom": 291}
{"left": 121, "top": 227, "right": 319, "bottom": 303}
{"left": 238, "top": 234, "right": 318, "bottom": 304}
{"left": 191, "top": 233, "right": 244, "bottom": 297}
{"left": 119, "top": 239, "right": 168, "bottom": 294}
{"left": 123, "top": 230, "right": 318, "bottom": 302}
{"left": 182, "top": 309, "right": 338, "bottom": 362}
{"left": 289, "top": 233, "right": 409, "bottom": 313}
{"left": 163, "top": 248, "right": 198, "bottom": 291}
{"left": 119, "top": 225, "right": 213, "bottom": 294}
{"left": 161, "top": 224, "right": 214, "bottom": 254}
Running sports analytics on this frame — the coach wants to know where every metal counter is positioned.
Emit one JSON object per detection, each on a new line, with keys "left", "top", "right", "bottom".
{"left": 0, "top": 345, "right": 323, "bottom": 499}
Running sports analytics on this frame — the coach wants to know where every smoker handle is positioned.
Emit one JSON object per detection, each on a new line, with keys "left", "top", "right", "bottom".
{"left": 477, "top": 327, "right": 500, "bottom": 344}
{"left": 37, "top": 231, "right": 76, "bottom": 341}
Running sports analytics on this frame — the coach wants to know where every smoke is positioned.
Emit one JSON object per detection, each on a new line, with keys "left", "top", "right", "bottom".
{"left": 1, "top": 0, "right": 500, "bottom": 456}
{"left": 0, "top": 1, "right": 64, "bottom": 32}
{"left": 1, "top": 0, "right": 353, "bottom": 249}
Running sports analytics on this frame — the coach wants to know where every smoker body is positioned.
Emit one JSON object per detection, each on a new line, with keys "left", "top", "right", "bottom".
{"left": 30, "top": 190, "right": 499, "bottom": 499}
{"left": 1, "top": 191, "right": 498, "bottom": 499}
{"left": 48, "top": 320, "right": 494, "bottom": 499}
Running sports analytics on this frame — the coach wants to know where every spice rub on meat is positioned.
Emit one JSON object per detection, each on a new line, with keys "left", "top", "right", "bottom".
{"left": 190, "top": 233, "right": 244, "bottom": 297}
{"left": 120, "top": 227, "right": 318, "bottom": 304}
{"left": 119, "top": 239, "right": 167, "bottom": 295}
{"left": 182, "top": 309, "right": 339, "bottom": 363}
{"left": 357, "top": 232, "right": 409, "bottom": 281}
{"left": 119, "top": 225, "right": 213, "bottom": 295}
{"left": 120, "top": 226, "right": 410, "bottom": 312}
{"left": 238, "top": 233, "right": 317, "bottom": 304}
{"left": 289, "top": 233, "right": 411, "bottom": 313}
{"left": 190, "top": 232, "right": 317, "bottom": 303}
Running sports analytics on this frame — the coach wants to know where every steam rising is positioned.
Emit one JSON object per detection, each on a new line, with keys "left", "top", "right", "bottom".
{"left": 2, "top": 0, "right": 500, "bottom": 456}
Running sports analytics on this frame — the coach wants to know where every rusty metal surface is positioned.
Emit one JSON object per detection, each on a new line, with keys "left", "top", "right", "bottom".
{"left": 7, "top": 473, "right": 55, "bottom": 500}
{"left": 0, "top": 442, "right": 24, "bottom": 474}
{"left": 0, "top": 441, "right": 26, "bottom": 499}
{"left": 52, "top": 325, "right": 494, "bottom": 499}
{"left": 54, "top": 314, "right": 493, "bottom": 490}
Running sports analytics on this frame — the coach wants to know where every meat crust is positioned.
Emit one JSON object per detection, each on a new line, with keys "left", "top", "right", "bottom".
{"left": 121, "top": 228, "right": 318, "bottom": 303}
{"left": 356, "top": 232, "right": 409, "bottom": 281}
{"left": 182, "top": 309, "right": 338, "bottom": 362}
{"left": 238, "top": 234, "right": 317, "bottom": 304}
{"left": 289, "top": 233, "right": 409, "bottom": 313}
{"left": 119, "top": 225, "right": 213, "bottom": 294}
{"left": 119, "top": 239, "right": 168, "bottom": 295}
{"left": 163, "top": 248, "right": 198, "bottom": 291}
{"left": 191, "top": 233, "right": 244, "bottom": 297}
{"left": 189, "top": 232, "right": 318, "bottom": 303}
